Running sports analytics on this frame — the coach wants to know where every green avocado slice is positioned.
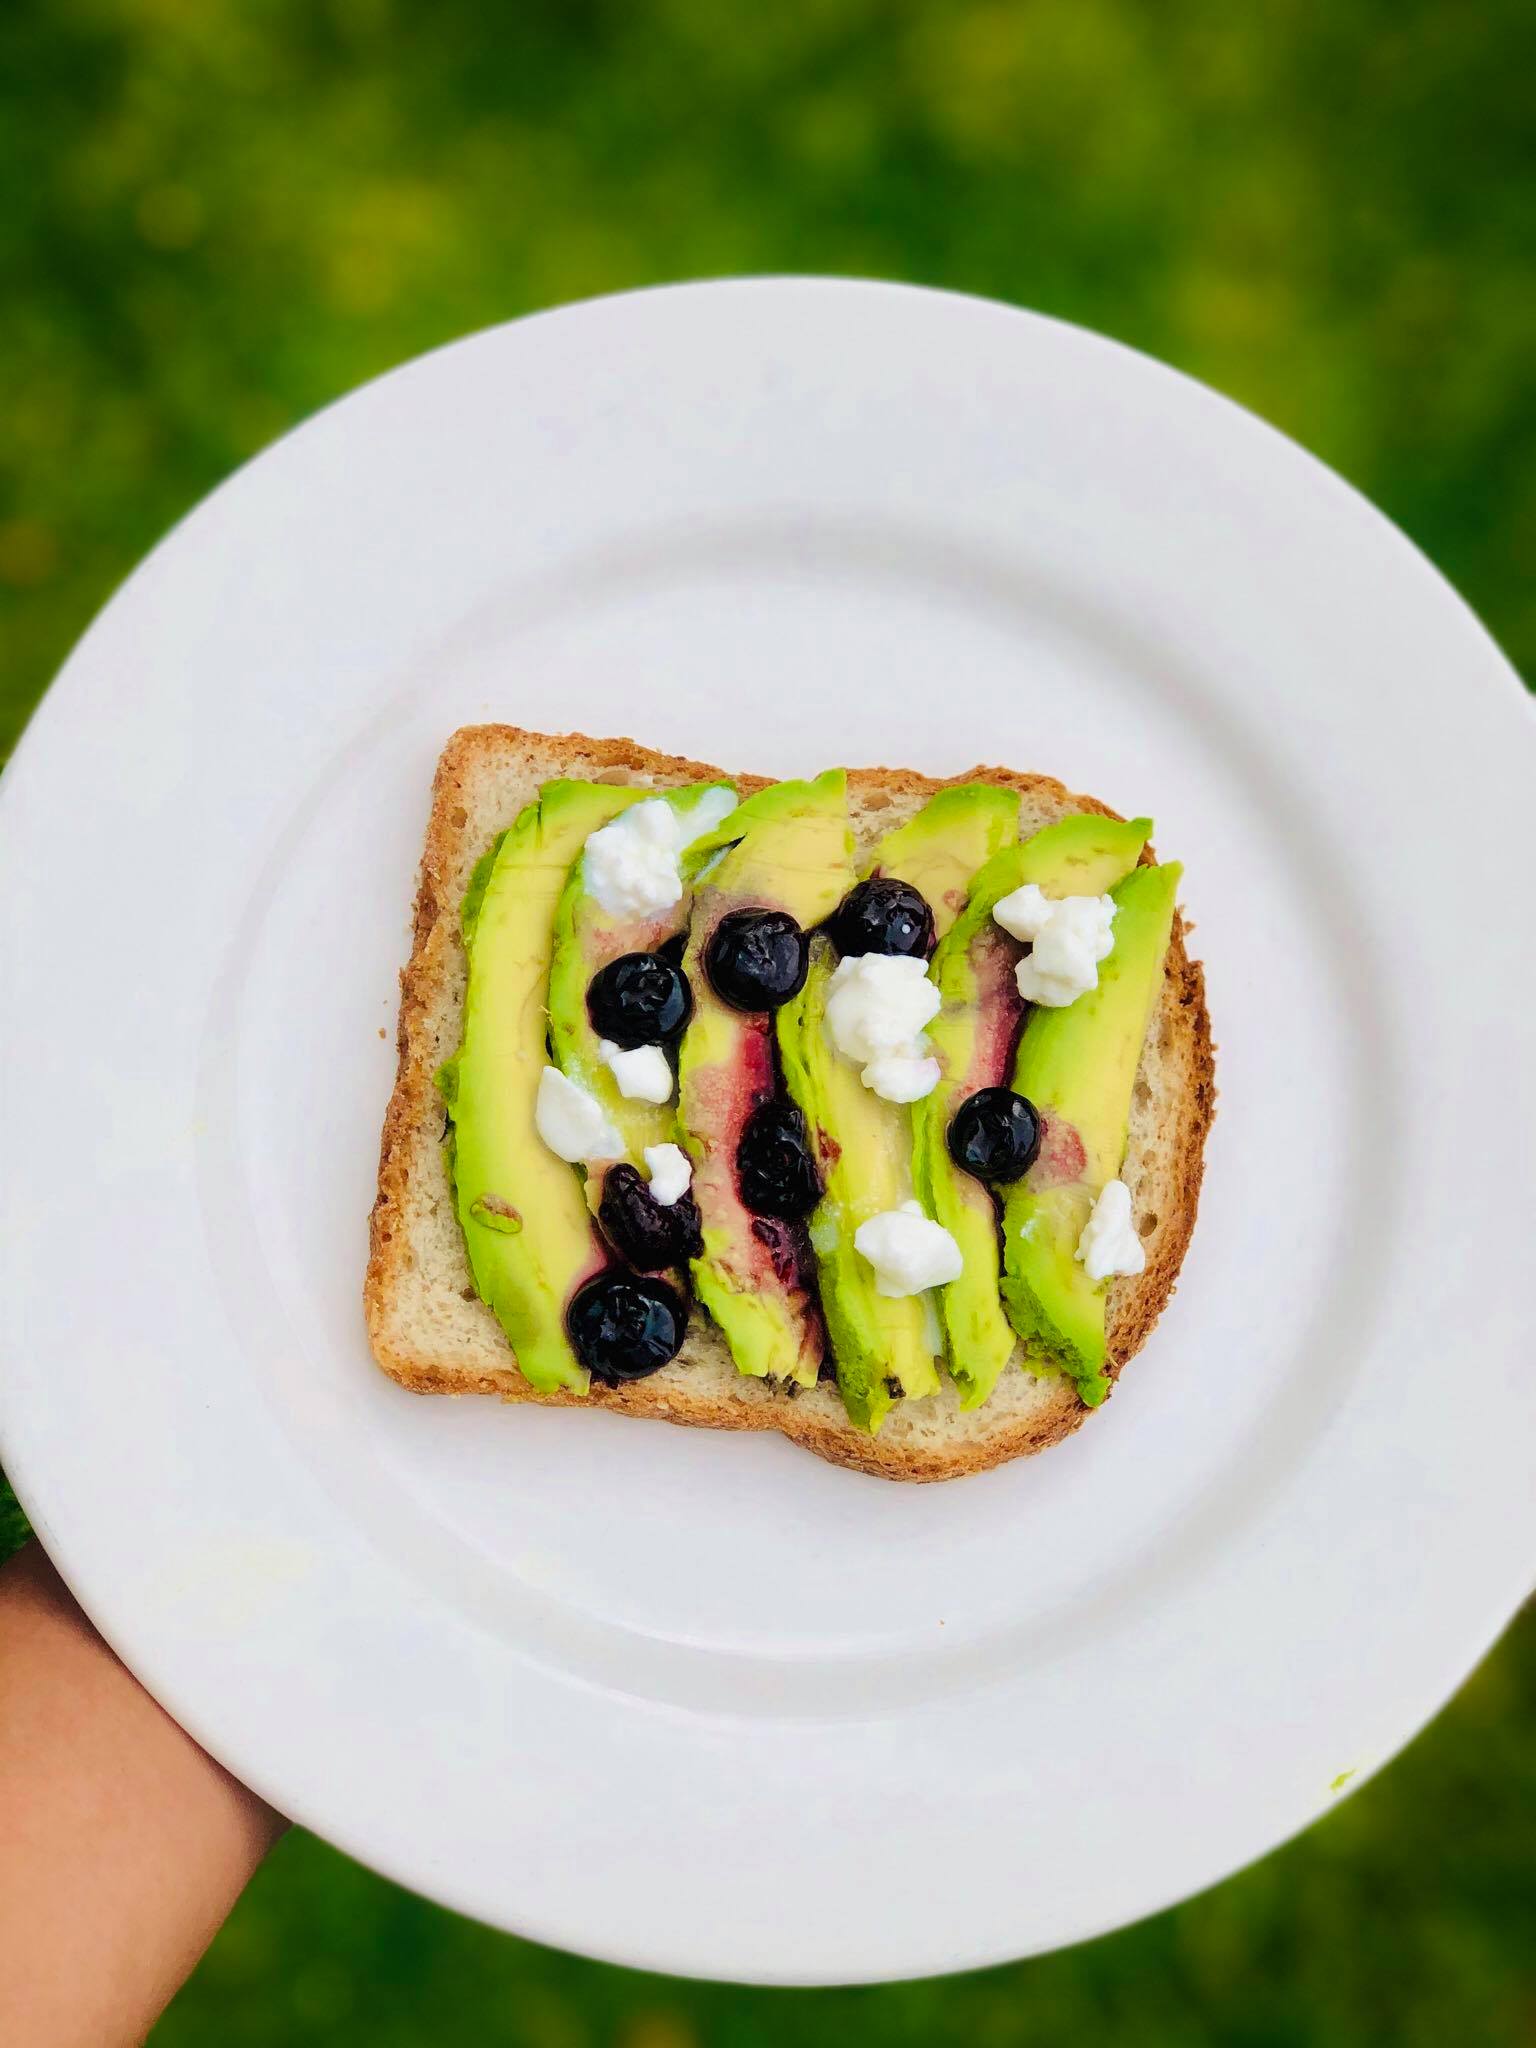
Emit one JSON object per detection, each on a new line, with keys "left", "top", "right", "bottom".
{"left": 1000, "top": 858, "right": 1182, "bottom": 1405}
{"left": 778, "top": 936, "right": 926, "bottom": 1428}
{"left": 869, "top": 783, "right": 1021, "bottom": 941}
{"left": 778, "top": 785, "right": 1019, "bottom": 1432}
{"left": 445, "top": 780, "right": 642, "bottom": 1394}
{"left": 546, "top": 781, "right": 736, "bottom": 1203}
{"left": 676, "top": 771, "right": 853, "bottom": 1386}
{"left": 913, "top": 814, "right": 1152, "bottom": 1407}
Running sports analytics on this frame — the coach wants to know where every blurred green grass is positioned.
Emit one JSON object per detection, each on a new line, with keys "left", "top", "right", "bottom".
{"left": 1, "top": 0, "right": 1532, "bottom": 2039}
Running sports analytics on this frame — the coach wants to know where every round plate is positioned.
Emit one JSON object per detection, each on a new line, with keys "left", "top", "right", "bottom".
{"left": 2, "top": 280, "right": 1532, "bottom": 1984}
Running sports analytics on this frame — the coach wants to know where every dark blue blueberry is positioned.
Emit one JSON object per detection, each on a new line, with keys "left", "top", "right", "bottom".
{"left": 947, "top": 1087, "right": 1042, "bottom": 1184}
{"left": 567, "top": 1272, "right": 688, "bottom": 1382}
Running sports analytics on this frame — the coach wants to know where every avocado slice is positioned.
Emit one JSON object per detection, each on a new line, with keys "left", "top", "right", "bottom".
{"left": 676, "top": 771, "right": 853, "bottom": 1386}
{"left": 445, "top": 780, "right": 641, "bottom": 1394}
{"left": 913, "top": 814, "right": 1152, "bottom": 1407}
{"left": 546, "top": 781, "right": 735, "bottom": 1200}
{"left": 869, "top": 782, "right": 1021, "bottom": 940}
{"left": 999, "top": 858, "right": 1182, "bottom": 1405}
{"left": 778, "top": 786, "right": 1019, "bottom": 1431}
{"left": 777, "top": 937, "right": 925, "bottom": 1428}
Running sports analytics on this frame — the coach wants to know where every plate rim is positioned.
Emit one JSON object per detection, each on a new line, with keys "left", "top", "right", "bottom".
{"left": 2, "top": 275, "right": 1533, "bottom": 1984}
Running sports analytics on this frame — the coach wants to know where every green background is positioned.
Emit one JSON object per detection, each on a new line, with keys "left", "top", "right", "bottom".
{"left": 1, "top": 0, "right": 1532, "bottom": 2040}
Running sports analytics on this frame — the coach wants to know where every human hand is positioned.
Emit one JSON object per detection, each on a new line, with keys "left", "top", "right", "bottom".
{"left": 0, "top": 1542, "right": 287, "bottom": 2047}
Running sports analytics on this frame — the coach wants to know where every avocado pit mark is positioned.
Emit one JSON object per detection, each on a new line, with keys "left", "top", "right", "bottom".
{"left": 965, "top": 927, "right": 1026, "bottom": 1089}
{"left": 1027, "top": 1112, "right": 1087, "bottom": 1189}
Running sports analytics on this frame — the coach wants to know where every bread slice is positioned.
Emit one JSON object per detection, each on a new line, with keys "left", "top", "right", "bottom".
{"left": 366, "top": 727, "right": 1215, "bottom": 1481}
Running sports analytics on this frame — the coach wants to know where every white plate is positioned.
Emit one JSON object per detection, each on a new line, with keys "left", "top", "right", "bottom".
{"left": 2, "top": 280, "right": 1533, "bottom": 1985}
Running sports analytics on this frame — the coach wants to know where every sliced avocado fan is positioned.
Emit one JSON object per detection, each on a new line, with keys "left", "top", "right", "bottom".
{"left": 1000, "top": 857, "right": 1181, "bottom": 1405}
{"left": 778, "top": 784, "right": 1018, "bottom": 1432}
{"left": 913, "top": 814, "right": 1151, "bottom": 1408}
{"left": 444, "top": 780, "right": 641, "bottom": 1395}
{"left": 675, "top": 771, "right": 852, "bottom": 1386}
{"left": 445, "top": 771, "right": 1175, "bottom": 1418}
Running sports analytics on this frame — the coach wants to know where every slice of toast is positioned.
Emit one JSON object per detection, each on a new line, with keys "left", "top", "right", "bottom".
{"left": 366, "top": 727, "right": 1215, "bottom": 1481}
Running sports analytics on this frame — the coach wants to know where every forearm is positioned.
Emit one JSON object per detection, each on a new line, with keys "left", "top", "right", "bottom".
{"left": 0, "top": 1541, "right": 286, "bottom": 2048}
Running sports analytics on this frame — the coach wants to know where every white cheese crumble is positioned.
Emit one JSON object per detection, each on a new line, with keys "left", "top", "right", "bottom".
{"left": 853, "top": 1200, "right": 964, "bottom": 1298}
{"left": 643, "top": 1142, "right": 693, "bottom": 1207}
{"left": 535, "top": 1066, "right": 624, "bottom": 1164}
{"left": 683, "top": 785, "right": 739, "bottom": 842}
{"left": 1073, "top": 1178, "right": 1146, "bottom": 1283}
{"left": 859, "top": 1051, "right": 943, "bottom": 1103}
{"left": 582, "top": 790, "right": 737, "bottom": 918}
{"left": 824, "top": 953, "right": 942, "bottom": 1103}
{"left": 598, "top": 1038, "right": 674, "bottom": 1105}
{"left": 994, "top": 883, "right": 1117, "bottom": 1007}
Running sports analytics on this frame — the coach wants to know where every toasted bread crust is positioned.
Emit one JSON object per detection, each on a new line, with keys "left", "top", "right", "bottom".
{"left": 366, "top": 727, "right": 1215, "bottom": 1480}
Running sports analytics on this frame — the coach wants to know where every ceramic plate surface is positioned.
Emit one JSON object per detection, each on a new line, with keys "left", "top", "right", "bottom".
{"left": 2, "top": 280, "right": 1533, "bottom": 1984}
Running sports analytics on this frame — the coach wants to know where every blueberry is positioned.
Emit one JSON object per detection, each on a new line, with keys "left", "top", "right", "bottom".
{"left": 947, "top": 1087, "right": 1042, "bottom": 1184}
{"left": 588, "top": 951, "right": 693, "bottom": 1047}
{"left": 598, "top": 1163, "right": 703, "bottom": 1271}
{"left": 827, "top": 878, "right": 934, "bottom": 960}
{"left": 704, "top": 910, "right": 809, "bottom": 1011}
{"left": 567, "top": 1272, "right": 688, "bottom": 1383}
{"left": 738, "top": 1100, "right": 821, "bottom": 1218}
